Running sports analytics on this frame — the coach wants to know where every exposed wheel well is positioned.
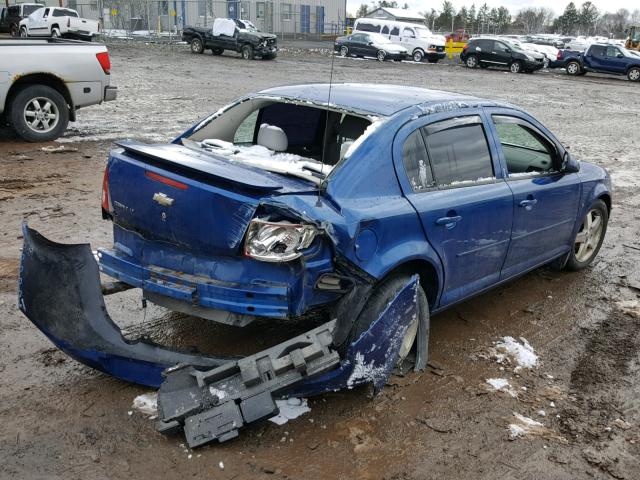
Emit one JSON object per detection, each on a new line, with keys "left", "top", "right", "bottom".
{"left": 381, "top": 260, "right": 439, "bottom": 308}
{"left": 6, "top": 74, "right": 74, "bottom": 121}
{"left": 599, "top": 193, "right": 611, "bottom": 213}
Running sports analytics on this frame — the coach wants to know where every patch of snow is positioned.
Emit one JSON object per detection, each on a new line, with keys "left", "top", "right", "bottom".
{"left": 538, "top": 410, "right": 546, "bottom": 416}
{"left": 346, "top": 351, "right": 388, "bottom": 389}
{"left": 219, "top": 461, "right": 225, "bottom": 469}
{"left": 209, "top": 387, "right": 227, "bottom": 400}
{"left": 486, "top": 378, "right": 518, "bottom": 397}
{"left": 492, "top": 336, "right": 538, "bottom": 372}
{"left": 132, "top": 392, "right": 158, "bottom": 416}
{"left": 268, "top": 397, "right": 311, "bottom": 425}
{"left": 343, "top": 118, "right": 382, "bottom": 159}
{"left": 508, "top": 413, "right": 544, "bottom": 439}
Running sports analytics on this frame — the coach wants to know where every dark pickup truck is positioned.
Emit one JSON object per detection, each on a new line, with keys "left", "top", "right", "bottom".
{"left": 0, "top": 3, "right": 41, "bottom": 37}
{"left": 182, "top": 18, "right": 277, "bottom": 60}
{"left": 561, "top": 43, "right": 640, "bottom": 82}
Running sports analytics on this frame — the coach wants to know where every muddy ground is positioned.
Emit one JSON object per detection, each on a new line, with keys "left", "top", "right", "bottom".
{"left": 1, "top": 43, "right": 639, "bottom": 480}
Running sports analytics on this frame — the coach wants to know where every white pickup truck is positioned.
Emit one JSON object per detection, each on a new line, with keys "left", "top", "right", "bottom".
{"left": 19, "top": 7, "right": 99, "bottom": 41}
{"left": 0, "top": 38, "right": 116, "bottom": 142}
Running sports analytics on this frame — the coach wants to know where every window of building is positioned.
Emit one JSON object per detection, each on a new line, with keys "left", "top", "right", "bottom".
{"left": 256, "top": 2, "right": 265, "bottom": 19}
{"left": 282, "top": 3, "right": 292, "bottom": 21}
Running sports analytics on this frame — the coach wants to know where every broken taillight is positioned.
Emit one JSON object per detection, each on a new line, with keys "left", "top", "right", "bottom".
{"left": 96, "top": 52, "right": 111, "bottom": 75}
{"left": 101, "top": 166, "right": 111, "bottom": 217}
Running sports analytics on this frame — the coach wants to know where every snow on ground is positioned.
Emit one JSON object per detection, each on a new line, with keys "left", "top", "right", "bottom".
{"left": 491, "top": 336, "right": 539, "bottom": 372}
{"left": 486, "top": 378, "right": 518, "bottom": 397}
{"left": 508, "top": 413, "right": 544, "bottom": 439}
{"left": 269, "top": 398, "right": 311, "bottom": 425}
{"left": 132, "top": 392, "right": 158, "bottom": 416}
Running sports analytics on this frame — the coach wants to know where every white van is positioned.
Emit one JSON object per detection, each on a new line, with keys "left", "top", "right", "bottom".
{"left": 353, "top": 18, "right": 446, "bottom": 63}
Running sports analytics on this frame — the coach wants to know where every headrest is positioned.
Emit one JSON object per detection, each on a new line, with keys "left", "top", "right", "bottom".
{"left": 338, "top": 116, "right": 370, "bottom": 140}
{"left": 257, "top": 124, "right": 288, "bottom": 152}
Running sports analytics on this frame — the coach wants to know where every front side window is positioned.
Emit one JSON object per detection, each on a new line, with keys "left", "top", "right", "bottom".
{"left": 605, "top": 46, "right": 620, "bottom": 57}
{"left": 494, "top": 41, "right": 510, "bottom": 53}
{"left": 492, "top": 115, "right": 556, "bottom": 175}
{"left": 423, "top": 119, "right": 494, "bottom": 186}
{"left": 403, "top": 130, "right": 434, "bottom": 192}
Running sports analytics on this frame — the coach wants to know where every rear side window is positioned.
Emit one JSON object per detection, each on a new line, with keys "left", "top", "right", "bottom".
{"left": 357, "top": 22, "right": 380, "bottom": 33}
{"left": 473, "top": 39, "right": 493, "bottom": 51}
{"left": 381, "top": 25, "right": 389, "bottom": 34}
{"left": 423, "top": 120, "right": 494, "bottom": 186}
{"left": 403, "top": 130, "right": 434, "bottom": 192}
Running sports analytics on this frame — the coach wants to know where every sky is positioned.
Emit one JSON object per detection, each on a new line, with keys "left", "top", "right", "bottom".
{"left": 346, "top": 1, "right": 639, "bottom": 17}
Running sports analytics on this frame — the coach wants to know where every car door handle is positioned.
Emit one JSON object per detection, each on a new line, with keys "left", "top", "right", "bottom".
{"left": 436, "top": 215, "right": 462, "bottom": 228}
{"left": 519, "top": 199, "right": 538, "bottom": 208}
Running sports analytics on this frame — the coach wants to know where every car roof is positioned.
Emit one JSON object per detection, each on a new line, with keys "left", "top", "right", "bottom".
{"left": 257, "top": 83, "right": 505, "bottom": 117}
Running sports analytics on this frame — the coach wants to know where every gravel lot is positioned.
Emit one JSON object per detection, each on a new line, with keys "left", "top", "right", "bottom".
{"left": 1, "top": 43, "right": 639, "bottom": 480}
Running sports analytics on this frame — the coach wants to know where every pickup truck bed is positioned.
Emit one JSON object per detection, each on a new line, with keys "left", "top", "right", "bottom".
{"left": 0, "top": 38, "right": 117, "bottom": 141}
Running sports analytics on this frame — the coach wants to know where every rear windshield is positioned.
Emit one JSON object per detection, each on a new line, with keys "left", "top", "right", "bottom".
{"left": 53, "top": 8, "right": 78, "bottom": 17}
{"left": 183, "top": 101, "right": 373, "bottom": 184}
{"left": 23, "top": 5, "right": 42, "bottom": 15}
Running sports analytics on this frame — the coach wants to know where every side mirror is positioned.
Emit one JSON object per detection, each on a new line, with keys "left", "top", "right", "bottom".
{"left": 505, "top": 48, "right": 511, "bottom": 53}
{"left": 617, "top": 53, "right": 624, "bottom": 58}
{"left": 368, "top": 41, "right": 373, "bottom": 46}
{"left": 561, "top": 151, "right": 580, "bottom": 173}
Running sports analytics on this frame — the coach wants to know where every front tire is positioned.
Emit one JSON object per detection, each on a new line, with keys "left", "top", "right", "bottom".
{"left": 241, "top": 44, "right": 254, "bottom": 60}
{"left": 20, "top": 26, "right": 28, "bottom": 37}
{"left": 412, "top": 49, "right": 424, "bottom": 62}
{"left": 465, "top": 54, "right": 478, "bottom": 68}
{"left": 339, "top": 45, "right": 348, "bottom": 57}
{"left": 341, "top": 274, "right": 429, "bottom": 367}
{"left": 10, "top": 84, "right": 69, "bottom": 142}
{"left": 190, "top": 37, "right": 204, "bottom": 54}
{"left": 509, "top": 60, "right": 522, "bottom": 73}
{"left": 565, "top": 200, "right": 608, "bottom": 271}
{"left": 627, "top": 66, "right": 640, "bottom": 82}
{"left": 566, "top": 60, "right": 581, "bottom": 76}
{"left": 377, "top": 50, "right": 386, "bottom": 62}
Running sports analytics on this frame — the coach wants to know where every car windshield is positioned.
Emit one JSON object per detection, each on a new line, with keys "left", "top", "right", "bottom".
{"left": 415, "top": 27, "right": 432, "bottom": 38}
{"left": 237, "top": 19, "right": 257, "bottom": 31}
{"left": 182, "top": 100, "right": 374, "bottom": 185}
{"left": 368, "top": 33, "right": 392, "bottom": 44}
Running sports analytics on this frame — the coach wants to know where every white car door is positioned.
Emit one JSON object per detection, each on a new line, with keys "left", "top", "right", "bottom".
{"left": 28, "top": 8, "right": 47, "bottom": 36}
{"left": 401, "top": 27, "right": 418, "bottom": 53}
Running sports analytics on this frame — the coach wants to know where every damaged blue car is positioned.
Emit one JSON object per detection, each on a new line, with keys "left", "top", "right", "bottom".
{"left": 19, "top": 84, "right": 611, "bottom": 447}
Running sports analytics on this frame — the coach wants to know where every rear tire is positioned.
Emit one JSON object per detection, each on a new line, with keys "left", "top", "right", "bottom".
{"left": 566, "top": 60, "right": 581, "bottom": 76}
{"left": 565, "top": 200, "right": 608, "bottom": 271}
{"left": 465, "top": 54, "right": 478, "bottom": 68}
{"left": 627, "top": 66, "right": 640, "bottom": 82}
{"left": 341, "top": 274, "right": 429, "bottom": 368}
{"left": 190, "top": 37, "right": 204, "bottom": 54}
{"left": 51, "top": 27, "right": 60, "bottom": 39}
{"left": 241, "top": 44, "right": 254, "bottom": 60}
{"left": 10, "top": 23, "right": 19, "bottom": 37}
{"left": 10, "top": 84, "right": 69, "bottom": 142}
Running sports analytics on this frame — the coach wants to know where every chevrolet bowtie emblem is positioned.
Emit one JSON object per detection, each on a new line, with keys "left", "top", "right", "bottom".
{"left": 153, "top": 192, "right": 174, "bottom": 207}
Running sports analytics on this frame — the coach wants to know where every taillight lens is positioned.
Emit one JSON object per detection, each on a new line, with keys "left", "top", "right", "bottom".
{"left": 462, "top": 43, "right": 468, "bottom": 51}
{"left": 244, "top": 218, "right": 317, "bottom": 262}
{"left": 96, "top": 51, "right": 111, "bottom": 75}
{"left": 101, "top": 166, "right": 110, "bottom": 213}
{"left": 556, "top": 51, "right": 562, "bottom": 60}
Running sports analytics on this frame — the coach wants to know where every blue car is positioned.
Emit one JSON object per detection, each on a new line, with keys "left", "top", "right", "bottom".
{"left": 18, "top": 84, "right": 612, "bottom": 446}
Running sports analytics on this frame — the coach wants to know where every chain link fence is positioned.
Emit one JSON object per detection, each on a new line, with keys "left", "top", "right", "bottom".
{"left": 68, "top": 0, "right": 347, "bottom": 42}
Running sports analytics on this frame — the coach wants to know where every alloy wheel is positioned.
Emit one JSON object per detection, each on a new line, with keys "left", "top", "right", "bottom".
{"left": 574, "top": 208, "right": 604, "bottom": 263}
{"left": 23, "top": 97, "right": 59, "bottom": 134}
{"left": 340, "top": 46, "right": 348, "bottom": 57}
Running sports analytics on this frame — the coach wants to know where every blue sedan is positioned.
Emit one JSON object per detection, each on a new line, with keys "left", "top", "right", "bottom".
{"left": 21, "top": 84, "right": 611, "bottom": 391}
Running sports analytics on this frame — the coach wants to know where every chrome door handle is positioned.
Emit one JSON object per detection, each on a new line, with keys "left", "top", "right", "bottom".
{"left": 519, "top": 198, "right": 538, "bottom": 209}
{"left": 436, "top": 215, "right": 462, "bottom": 228}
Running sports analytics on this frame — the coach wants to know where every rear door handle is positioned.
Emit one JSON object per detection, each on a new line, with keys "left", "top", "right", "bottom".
{"left": 436, "top": 215, "right": 462, "bottom": 228}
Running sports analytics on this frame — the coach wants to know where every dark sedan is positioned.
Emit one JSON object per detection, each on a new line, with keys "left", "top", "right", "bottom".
{"left": 334, "top": 32, "right": 408, "bottom": 61}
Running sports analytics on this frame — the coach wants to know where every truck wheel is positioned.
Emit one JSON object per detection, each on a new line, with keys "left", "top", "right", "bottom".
{"left": 20, "top": 27, "right": 28, "bottom": 37}
{"left": 211, "top": 47, "right": 223, "bottom": 55}
{"left": 509, "top": 60, "right": 522, "bottom": 73}
{"left": 412, "top": 49, "right": 424, "bottom": 62}
{"left": 190, "top": 37, "right": 204, "bottom": 54}
{"left": 627, "top": 66, "right": 640, "bottom": 82}
{"left": 465, "top": 54, "right": 478, "bottom": 68}
{"left": 51, "top": 28, "right": 61, "bottom": 39}
{"left": 565, "top": 200, "right": 608, "bottom": 271}
{"left": 241, "top": 45, "right": 254, "bottom": 60}
{"left": 566, "top": 60, "right": 581, "bottom": 76}
{"left": 340, "top": 274, "right": 428, "bottom": 368}
{"left": 10, "top": 85, "right": 69, "bottom": 143}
